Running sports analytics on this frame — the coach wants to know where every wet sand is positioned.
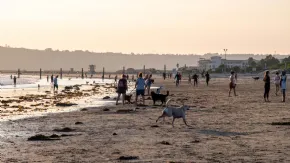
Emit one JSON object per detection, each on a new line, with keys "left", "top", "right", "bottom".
{"left": 1, "top": 77, "right": 290, "bottom": 162}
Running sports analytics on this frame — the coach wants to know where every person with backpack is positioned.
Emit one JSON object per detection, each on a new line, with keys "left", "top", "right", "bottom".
{"left": 116, "top": 74, "right": 128, "bottom": 105}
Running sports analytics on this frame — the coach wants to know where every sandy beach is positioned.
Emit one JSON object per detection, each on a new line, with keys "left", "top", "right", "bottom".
{"left": 0, "top": 76, "right": 289, "bottom": 162}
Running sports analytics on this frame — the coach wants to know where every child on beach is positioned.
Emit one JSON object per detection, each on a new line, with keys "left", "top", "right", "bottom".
{"left": 135, "top": 73, "right": 146, "bottom": 106}
{"left": 116, "top": 74, "right": 128, "bottom": 105}
{"left": 229, "top": 71, "right": 237, "bottom": 97}
{"left": 263, "top": 70, "right": 270, "bottom": 102}
{"left": 274, "top": 71, "right": 280, "bottom": 96}
{"left": 280, "top": 71, "right": 287, "bottom": 102}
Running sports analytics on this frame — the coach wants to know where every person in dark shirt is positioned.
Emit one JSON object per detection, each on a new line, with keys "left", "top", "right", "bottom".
{"left": 205, "top": 72, "right": 210, "bottom": 86}
{"left": 263, "top": 70, "right": 270, "bottom": 102}
{"left": 13, "top": 76, "right": 17, "bottom": 87}
{"left": 51, "top": 74, "right": 54, "bottom": 83}
{"left": 163, "top": 72, "right": 166, "bottom": 80}
{"left": 192, "top": 74, "right": 198, "bottom": 87}
{"left": 175, "top": 72, "right": 181, "bottom": 87}
{"left": 116, "top": 74, "right": 128, "bottom": 105}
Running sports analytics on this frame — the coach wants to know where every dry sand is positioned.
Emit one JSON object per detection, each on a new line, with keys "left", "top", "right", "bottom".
{"left": 1, "top": 77, "right": 290, "bottom": 162}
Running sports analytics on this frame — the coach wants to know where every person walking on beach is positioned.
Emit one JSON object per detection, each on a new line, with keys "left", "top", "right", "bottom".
{"left": 280, "top": 71, "right": 287, "bottom": 102}
{"left": 116, "top": 74, "right": 128, "bottom": 105}
{"left": 188, "top": 74, "right": 192, "bottom": 84}
{"left": 263, "top": 70, "right": 270, "bottom": 102}
{"left": 135, "top": 73, "right": 146, "bottom": 106}
{"left": 10, "top": 75, "right": 12, "bottom": 79}
{"left": 146, "top": 74, "right": 153, "bottom": 95}
{"left": 53, "top": 75, "right": 59, "bottom": 92}
{"left": 175, "top": 72, "right": 181, "bottom": 87}
{"left": 163, "top": 72, "right": 166, "bottom": 80}
{"left": 205, "top": 72, "right": 210, "bottom": 86}
{"left": 47, "top": 75, "right": 49, "bottom": 82}
{"left": 192, "top": 73, "right": 198, "bottom": 87}
{"left": 229, "top": 71, "right": 237, "bottom": 97}
{"left": 13, "top": 76, "right": 17, "bottom": 87}
{"left": 274, "top": 71, "right": 280, "bottom": 96}
{"left": 132, "top": 75, "right": 134, "bottom": 82}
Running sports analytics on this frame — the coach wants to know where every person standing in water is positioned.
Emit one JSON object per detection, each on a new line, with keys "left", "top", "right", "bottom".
{"left": 274, "top": 71, "right": 280, "bottom": 96}
{"left": 229, "top": 71, "right": 237, "bottom": 97}
{"left": 263, "top": 70, "right": 270, "bottom": 102}
{"left": 205, "top": 72, "right": 210, "bottom": 86}
{"left": 47, "top": 75, "right": 49, "bottom": 82}
{"left": 280, "top": 71, "right": 287, "bottom": 102}
{"left": 135, "top": 73, "right": 146, "bottom": 106}
{"left": 13, "top": 76, "right": 17, "bottom": 87}
{"left": 53, "top": 75, "right": 59, "bottom": 92}
{"left": 51, "top": 74, "right": 54, "bottom": 84}
{"left": 116, "top": 74, "right": 128, "bottom": 105}
{"left": 114, "top": 75, "right": 118, "bottom": 84}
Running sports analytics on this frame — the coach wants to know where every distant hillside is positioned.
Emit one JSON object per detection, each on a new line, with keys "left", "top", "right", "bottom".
{"left": 0, "top": 46, "right": 288, "bottom": 72}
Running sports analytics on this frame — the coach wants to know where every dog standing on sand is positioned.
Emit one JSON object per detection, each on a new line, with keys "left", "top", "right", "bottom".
{"left": 151, "top": 90, "right": 169, "bottom": 105}
{"left": 156, "top": 99, "right": 190, "bottom": 127}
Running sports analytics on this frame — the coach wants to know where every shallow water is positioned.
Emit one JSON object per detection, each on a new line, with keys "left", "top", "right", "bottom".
{"left": 0, "top": 75, "right": 159, "bottom": 122}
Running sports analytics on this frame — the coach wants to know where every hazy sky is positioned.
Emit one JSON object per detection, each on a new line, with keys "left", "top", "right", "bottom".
{"left": 0, "top": 0, "right": 289, "bottom": 54}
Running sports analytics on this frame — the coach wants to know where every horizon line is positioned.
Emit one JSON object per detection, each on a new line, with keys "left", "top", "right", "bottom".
{"left": 1, "top": 45, "right": 290, "bottom": 56}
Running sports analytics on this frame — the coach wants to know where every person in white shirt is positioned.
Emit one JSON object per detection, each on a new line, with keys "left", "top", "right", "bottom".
{"left": 274, "top": 71, "right": 281, "bottom": 96}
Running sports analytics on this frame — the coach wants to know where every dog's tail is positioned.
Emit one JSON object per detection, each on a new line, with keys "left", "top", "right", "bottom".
{"left": 166, "top": 98, "right": 171, "bottom": 107}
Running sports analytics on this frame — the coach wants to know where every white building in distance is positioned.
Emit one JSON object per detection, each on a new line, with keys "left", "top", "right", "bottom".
{"left": 198, "top": 56, "right": 248, "bottom": 71}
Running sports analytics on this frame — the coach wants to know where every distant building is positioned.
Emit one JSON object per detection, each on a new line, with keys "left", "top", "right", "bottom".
{"left": 198, "top": 58, "right": 211, "bottom": 71}
{"left": 198, "top": 56, "right": 248, "bottom": 71}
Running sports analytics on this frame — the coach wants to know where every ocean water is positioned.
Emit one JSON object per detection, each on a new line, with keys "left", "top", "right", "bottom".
{"left": 0, "top": 74, "right": 114, "bottom": 89}
{"left": 0, "top": 75, "right": 159, "bottom": 121}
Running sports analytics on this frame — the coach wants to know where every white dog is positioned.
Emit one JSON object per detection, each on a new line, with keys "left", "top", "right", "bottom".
{"left": 156, "top": 99, "right": 190, "bottom": 127}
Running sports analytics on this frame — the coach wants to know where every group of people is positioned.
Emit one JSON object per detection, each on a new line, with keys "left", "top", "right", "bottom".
{"left": 264, "top": 70, "right": 287, "bottom": 102}
{"left": 187, "top": 72, "right": 211, "bottom": 87}
{"left": 116, "top": 73, "right": 153, "bottom": 105}
{"left": 162, "top": 72, "right": 173, "bottom": 80}
{"left": 10, "top": 75, "right": 17, "bottom": 87}
{"left": 47, "top": 75, "right": 59, "bottom": 92}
